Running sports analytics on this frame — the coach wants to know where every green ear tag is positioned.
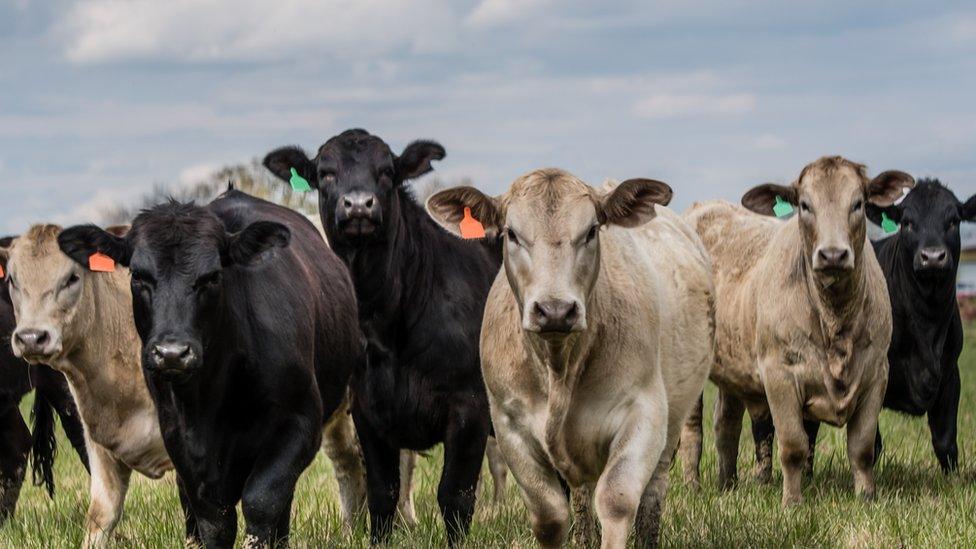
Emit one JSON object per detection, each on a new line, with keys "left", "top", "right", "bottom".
{"left": 773, "top": 195, "right": 794, "bottom": 218}
{"left": 289, "top": 168, "right": 311, "bottom": 192}
{"left": 881, "top": 212, "right": 899, "bottom": 234}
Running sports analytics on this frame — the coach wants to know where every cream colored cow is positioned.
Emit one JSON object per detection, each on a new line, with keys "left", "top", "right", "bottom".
{"left": 427, "top": 169, "right": 713, "bottom": 549}
{"left": 681, "top": 156, "right": 912, "bottom": 506}
{"left": 0, "top": 225, "right": 365, "bottom": 547}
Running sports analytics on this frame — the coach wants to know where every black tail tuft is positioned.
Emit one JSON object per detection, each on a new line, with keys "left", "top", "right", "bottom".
{"left": 30, "top": 391, "right": 58, "bottom": 498}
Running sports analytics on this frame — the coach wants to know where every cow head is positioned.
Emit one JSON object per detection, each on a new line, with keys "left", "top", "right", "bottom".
{"left": 427, "top": 168, "right": 671, "bottom": 338}
{"left": 867, "top": 179, "right": 976, "bottom": 280}
{"left": 58, "top": 202, "right": 290, "bottom": 381}
{"left": 263, "top": 129, "right": 445, "bottom": 246}
{"left": 742, "top": 156, "right": 914, "bottom": 279}
{"left": 0, "top": 225, "right": 90, "bottom": 363}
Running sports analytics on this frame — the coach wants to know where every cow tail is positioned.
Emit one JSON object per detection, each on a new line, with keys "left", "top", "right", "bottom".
{"left": 30, "top": 390, "right": 58, "bottom": 498}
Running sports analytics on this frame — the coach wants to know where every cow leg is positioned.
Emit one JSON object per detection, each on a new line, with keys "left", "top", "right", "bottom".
{"left": 846, "top": 382, "right": 884, "bottom": 500}
{"left": 241, "top": 421, "right": 318, "bottom": 547}
{"left": 749, "top": 408, "right": 774, "bottom": 484}
{"left": 320, "top": 398, "right": 367, "bottom": 532}
{"left": 397, "top": 450, "right": 418, "bottom": 526}
{"left": 485, "top": 437, "right": 509, "bottom": 504}
{"left": 82, "top": 440, "right": 132, "bottom": 548}
{"left": 928, "top": 363, "right": 960, "bottom": 473}
{"left": 0, "top": 406, "right": 30, "bottom": 526}
{"left": 177, "top": 475, "right": 201, "bottom": 547}
{"left": 803, "top": 420, "right": 821, "bottom": 479}
{"left": 353, "top": 413, "right": 400, "bottom": 545}
{"left": 571, "top": 485, "right": 597, "bottom": 548}
{"left": 194, "top": 503, "right": 237, "bottom": 548}
{"left": 714, "top": 388, "right": 745, "bottom": 490}
{"left": 438, "top": 410, "right": 489, "bottom": 546}
{"left": 763, "top": 367, "right": 807, "bottom": 507}
{"left": 493, "top": 420, "right": 569, "bottom": 549}
{"left": 678, "top": 393, "right": 704, "bottom": 487}
{"left": 596, "top": 392, "right": 668, "bottom": 549}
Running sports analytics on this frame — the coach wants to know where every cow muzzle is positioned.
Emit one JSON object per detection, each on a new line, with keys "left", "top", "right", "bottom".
{"left": 914, "top": 246, "right": 950, "bottom": 275}
{"left": 812, "top": 245, "right": 854, "bottom": 273}
{"left": 337, "top": 191, "right": 382, "bottom": 237}
{"left": 524, "top": 298, "right": 585, "bottom": 337}
{"left": 146, "top": 341, "right": 200, "bottom": 379}
{"left": 11, "top": 327, "right": 62, "bottom": 362}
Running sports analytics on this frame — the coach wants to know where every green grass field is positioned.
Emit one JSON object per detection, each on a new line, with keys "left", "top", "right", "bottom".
{"left": 5, "top": 327, "right": 976, "bottom": 548}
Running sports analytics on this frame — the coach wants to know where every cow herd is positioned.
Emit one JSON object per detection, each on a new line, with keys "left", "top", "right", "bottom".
{"left": 0, "top": 128, "right": 972, "bottom": 548}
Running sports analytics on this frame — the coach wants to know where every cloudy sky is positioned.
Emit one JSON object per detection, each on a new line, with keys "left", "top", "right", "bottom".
{"left": 2, "top": 0, "right": 976, "bottom": 233}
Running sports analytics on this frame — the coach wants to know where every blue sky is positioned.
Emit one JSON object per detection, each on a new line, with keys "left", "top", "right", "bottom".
{"left": 2, "top": 0, "right": 975, "bottom": 234}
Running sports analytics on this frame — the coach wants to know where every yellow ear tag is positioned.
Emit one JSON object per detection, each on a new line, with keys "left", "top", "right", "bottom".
{"left": 459, "top": 207, "right": 486, "bottom": 239}
{"left": 89, "top": 252, "right": 116, "bottom": 273}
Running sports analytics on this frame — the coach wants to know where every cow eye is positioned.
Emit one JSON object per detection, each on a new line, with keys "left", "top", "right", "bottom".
{"left": 194, "top": 271, "right": 221, "bottom": 292}
{"left": 947, "top": 219, "right": 959, "bottom": 231}
{"left": 63, "top": 273, "right": 80, "bottom": 289}
{"left": 506, "top": 227, "right": 521, "bottom": 247}
{"left": 585, "top": 225, "right": 599, "bottom": 244}
{"left": 903, "top": 221, "right": 915, "bottom": 232}
{"left": 321, "top": 172, "right": 336, "bottom": 185}
{"left": 800, "top": 201, "right": 812, "bottom": 213}
{"left": 851, "top": 200, "right": 863, "bottom": 213}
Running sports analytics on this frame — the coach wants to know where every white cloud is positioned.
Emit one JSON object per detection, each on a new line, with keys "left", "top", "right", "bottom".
{"left": 465, "top": 0, "right": 552, "bottom": 27}
{"left": 58, "top": 0, "right": 457, "bottom": 63}
{"left": 633, "top": 92, "right": 756, "bottom": 119}
{"left": 754, "top": 134, "right": 786, "bottom": 150}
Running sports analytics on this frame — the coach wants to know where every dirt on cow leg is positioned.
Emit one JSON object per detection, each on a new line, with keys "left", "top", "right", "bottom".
{"left": 678, "top": 394, "right": 704, "bottom": 488}
{"left": 714, "top": 389, "right": 745, "bottom": 490}
{"left": 570, "top": 485, "right": 597, "bottom": 548}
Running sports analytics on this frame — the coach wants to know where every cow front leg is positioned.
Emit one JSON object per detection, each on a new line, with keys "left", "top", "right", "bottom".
{"left": 596, "top": 392, "right": 667, "bottom": 549}
{"left": 763, "top": 367, "right": 807, "bottom": 507}
{"left": 397, "top": 450, "right": 418, "bottom": 526}
{"left": 928, "top": 363, "right": 960, "bottom": 473}
{"left": 176, "top": 475, "right": 201, "bottom": 548}
{"left": 439, "top": 409, "right": 489, "bottom": 547}
{"left": 485, "top": 437, "right": 509, "bottom": 504}
{"left": 714, "top": 388, "right": 745, "bottom": 490}
{"left": 803, "top": 420, "right": 820, "bottom": 478}
{"left": 847, "top": 382, "right": 884, "bottom": 500}
{"left": 241, "top": 420, "right": 319, "bottom": 548}
{"left": 82, "top": 440, "right": 132, "bottom": 548}
{"left": 0, "top": 406, "right": 30, "bottom": 526}
{"left": 321, "top": 396, "right": 367, "bottom": 532}
{"left": 678, "top": 393, "right": 704, "bottom": 487}
{"left": 353, "top": 412, "right": 400, "bottom": 545}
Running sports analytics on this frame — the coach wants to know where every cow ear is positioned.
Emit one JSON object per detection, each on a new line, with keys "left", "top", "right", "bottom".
{"left": 741, "top": 183, "right": 796, "bottom": 216}
{"left": 397, "top": 140, "right": 446, "bottom": 182}
{"left": 426, "top": 186, "right": 502, "bottom": 239}
{"left": 58, "top": 225, "right": 132, "bottom": 268}
{"left": 600, "top": 178, "right": 672, "bottom": 228}
{"left": 263, "top": 146, "right": 317, "bottom": 190}
{"left": 960, "top": 194, "right": 976, "bottom": 222}
{"left": 866, "top": 203, "right": 900, "bottom": 226}
{"left": 0, "top": 235, "right": 15, "bottom": 278}
{"left": 867, "top": 170, "right": 914, "bottom": 207}
{"left": 224, "top": 221, "right": 291, "bottom": 266}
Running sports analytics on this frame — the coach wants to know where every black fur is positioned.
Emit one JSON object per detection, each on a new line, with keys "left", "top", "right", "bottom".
{"left": 58, "top": 189, "right": 363, "bottom": 546}
{"left": 264, "top": 129, "right": 502, "bottom": 545}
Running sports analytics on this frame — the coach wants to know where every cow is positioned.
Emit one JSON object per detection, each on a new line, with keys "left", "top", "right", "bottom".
{"left": 263, "top": 129, "right": 502, "bottom": 545}
{"left": 680, "top": 156, "right": 912, "bottom": 506}
{"left": 746, "top": 179, "right": 975, "bottom": 476}
{"left": 426, "top": 169, "right": 714, "bottom": 549}
{"left": 58, "top": 189, "right": 366, "bottom": 548}
{"left": 0, "top": 224, "right": 173, "bottom": 547}
{"left": 0, "top": 259, "right": 88, "bottom": 524}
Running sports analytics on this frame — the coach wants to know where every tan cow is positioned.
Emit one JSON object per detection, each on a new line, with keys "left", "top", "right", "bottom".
{"left": 0, "top": 225, "right": 365, "bottom": 547}
{"left": 681, "top": 156, "right": 912, "bottom": 506}
{"left": 427, "top": 169, "right": 713, "bottom": 549}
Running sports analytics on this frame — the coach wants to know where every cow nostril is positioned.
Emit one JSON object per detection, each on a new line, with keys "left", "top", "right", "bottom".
{"left": 533, "top": 302, "right": 548, "bottom": 320}
{"left": 35, "top": 331, "right": 49, "bottom": 346}
{"left": 565, "top": 302, "right": 579, "bottom": 321}
{"left": 364, "top": 197, "right": 374, "bottom": 209}
{"left": 343, "top": 197, "right": 353, "bottom": 208}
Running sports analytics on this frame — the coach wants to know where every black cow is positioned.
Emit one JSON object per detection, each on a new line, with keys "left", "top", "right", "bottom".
{"left": 57, "top": 189, "right": 364, "bottom": 547}
{"left": 749, "top": 178, "right": 974, "bottom": 476}
{"left": 0, "top": 243, "right": 88, "bottom": 524}
{"left": 264, "top": 129, "right": 501, "bottom": 545}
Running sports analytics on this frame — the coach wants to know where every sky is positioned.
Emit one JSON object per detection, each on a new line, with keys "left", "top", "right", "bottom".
{"left": 1, "top": 0, "right": 976, "bottom": 234}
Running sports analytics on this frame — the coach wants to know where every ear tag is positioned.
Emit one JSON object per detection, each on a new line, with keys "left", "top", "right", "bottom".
{"left": 0, "top": 264, "right": 5, "bottom": 278}
{"left": 459, "top": 207, "right": 486, "bottom": 239}
{"left": 289, "top": 168, "right": 311, "bottom": 192}
{"left": 773, "top": 195, "right": 794, "bottom": 218}
{"left": 881, "top": 212, "right": 899, "bottom": 234}
{"left": 89, "top": 252, "right": 116, "bottom": 273}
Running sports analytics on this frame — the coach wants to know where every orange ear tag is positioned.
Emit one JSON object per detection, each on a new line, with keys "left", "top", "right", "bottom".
{"left": 88, "top": 252, "right": 116, "bottom": 273}
{"left": 459, "top": 207, "right": 486, "bottom": 239}
{"left": 0, "top": 264, "right": 5, "bottom": 278}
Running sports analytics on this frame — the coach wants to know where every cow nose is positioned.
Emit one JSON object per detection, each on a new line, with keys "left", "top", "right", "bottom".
{"left": 14, "top": 329, "right": 51, "bottom": 355}
{"left": 151, "top": 342, "right": 194, "bottom": 369}
{"left": 531, "top": 299, "right": 580, "bottom": 333}
{"left": 341, "top": 192, "right": 377, "bottom": 219}
{"left": 918, "top": 246, "right": 949, "bottom": 269}
{"left": 816, "top": 247, "right": 851, "bottom": 270}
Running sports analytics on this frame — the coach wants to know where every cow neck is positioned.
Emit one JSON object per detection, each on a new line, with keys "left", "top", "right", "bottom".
{"left": 888, "top": 235, "right": 958, "bottom": 319}
{"left": 165, "top": 293, "right": 241, "bottom": 408}
{"left": 801, "top": 240, "right": 868, "bottom": 397}
{"left": 338, "top": 188, "right": 437, "bottom": 333}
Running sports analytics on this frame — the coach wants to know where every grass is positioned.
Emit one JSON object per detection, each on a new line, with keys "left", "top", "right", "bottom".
{"left": 5, "top": 328, "right": 976, "bottom": 548}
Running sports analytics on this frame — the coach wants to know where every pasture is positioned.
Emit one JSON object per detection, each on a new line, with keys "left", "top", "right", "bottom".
{"left": 3, "top": 327, "right": 976, "bottom": 548}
